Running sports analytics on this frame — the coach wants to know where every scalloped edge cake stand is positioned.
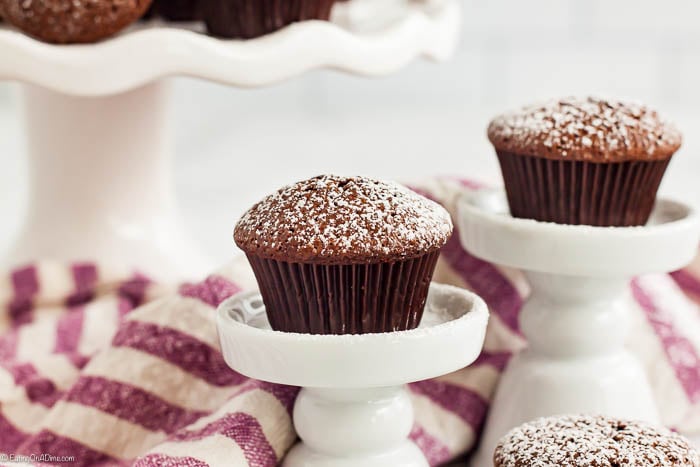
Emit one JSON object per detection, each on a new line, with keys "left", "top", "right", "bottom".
{"left": 458, "top": 188, "right": 700, "bottom": 467}
{"left": 0, "top": 0, "right": 461, "bottom": 281}
{"left": 217, "top": 283, "right": 489, "bottom": 467}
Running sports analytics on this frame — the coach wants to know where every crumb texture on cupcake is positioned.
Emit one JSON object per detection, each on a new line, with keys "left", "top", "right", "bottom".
{"left": 488, "top": 97, "right": 682, "bottom": 162}
{"left": 234, "top": 175, "right": 453, "bottom": 264}
{"left": 494, "top": 415, "right": 700, "bottom": 467}
{"left": 2, "top": 0, "right": 153, "bottom": 43}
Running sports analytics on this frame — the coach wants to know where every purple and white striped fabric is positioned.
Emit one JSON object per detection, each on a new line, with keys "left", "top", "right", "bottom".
{"left": 0, "top": 177, "right": 699, "bottom": 466}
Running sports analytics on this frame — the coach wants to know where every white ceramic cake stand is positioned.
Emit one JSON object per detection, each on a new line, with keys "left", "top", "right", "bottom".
{"left": 0, "top": 0, "right": 460, "bottom": 281}
{"left": 458, "top": 189, "right": 700, "bottom": 467}
{"left": 217, "top": 283, "right": 489, "bottom": 467}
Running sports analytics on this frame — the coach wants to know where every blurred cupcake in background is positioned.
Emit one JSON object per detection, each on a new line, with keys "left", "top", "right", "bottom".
{"left": 1, "top": 0, "right": 154, "bottom": 43}
{"left": 488, "top": 97, "right": 682, "bottom": 227}
{"left": 494, "top": 414, "right": 700, "bottom": 467}
{"left": 202, "top": 0, "right": 339, "bottom": 39}
{"left": 234, "top": 175, "right": 453, "bottom": 335}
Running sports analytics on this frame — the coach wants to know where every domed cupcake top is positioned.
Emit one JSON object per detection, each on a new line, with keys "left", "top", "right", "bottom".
{"left": 494, "top": 415, "right": 700, "bottom": 467}
{"left": 2, "top": 0, "right": 153, "bottom": 44}
{"left": 234, "top": 175, "right": 453, "bottom": 264}
{"left": 488, "top": 97, "right": 682, "bottom": 162}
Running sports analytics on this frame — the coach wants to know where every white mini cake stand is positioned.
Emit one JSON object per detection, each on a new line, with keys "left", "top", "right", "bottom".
{"left": 0, "top": 0, "right": 460, "bottom": 281}
{"left": 217, "top": 283, "right": 489, "bottom": 467}
{"left": 458, "top": 189, "right": 700, "bottom": 467}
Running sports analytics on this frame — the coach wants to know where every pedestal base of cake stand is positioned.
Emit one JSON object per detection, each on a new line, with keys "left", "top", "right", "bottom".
{"left": 458, "top": 189, "right": 700, "bottom": 467}
{"left": 217, "top": 283, "right": 489, "bottom": 467}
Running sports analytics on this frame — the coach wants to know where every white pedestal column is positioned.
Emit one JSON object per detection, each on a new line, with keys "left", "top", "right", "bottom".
{"left": 217, "top": 285, "right": 489, "bottom": 467}
{"left": 4, "top": 82, "right": 208, "bottom": 281}
{"left": 285, "top": 386, "right": 427, "bottom": 467}
{"left": 458, "top": 190, "right": 699, "bottom": 467}
{"left": 470, "top": 273, "right": 659, "bottom": 467}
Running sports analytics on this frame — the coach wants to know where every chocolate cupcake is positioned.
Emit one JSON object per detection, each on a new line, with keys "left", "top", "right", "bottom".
{"left": 1, "top": 0, "right": 153, "bottom": 44}
{"left": 488, "top": 97, "right": 682, "bottom": 226}
{"left": 149, "top": 0, "right": 202, "bottom": 21}
{"left": 494, "top": 414, "right": 700, "bottom": 467}
{"left": 202, "top": 0, "right": 337, "bottom": 39}
{"left": 234, "top": 175, "right": 453, "bottom": 335}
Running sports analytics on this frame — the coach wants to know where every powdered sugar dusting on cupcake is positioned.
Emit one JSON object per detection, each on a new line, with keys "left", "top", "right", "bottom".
{"left": 234, "top": 175, "right": 453, "bottom": 264}
{"left": 494, "top": 415, "right": 700, "bottom": 467}
{"left": 488, "top": 97, "right": 682, "bottom": 162}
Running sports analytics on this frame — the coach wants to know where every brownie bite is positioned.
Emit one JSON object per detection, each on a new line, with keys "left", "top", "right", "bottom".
{"left": 488, "top": 97, "right": 682, "bottom": 226}
{"left": 234, "top": 175, "right": 453, "bottom": 335}
{"left": 494, "top": 415, "right": 700, "bottom": 467}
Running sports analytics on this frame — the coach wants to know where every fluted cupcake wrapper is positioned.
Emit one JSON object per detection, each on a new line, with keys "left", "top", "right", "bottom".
{"left": 152, "top": 0, "right": 203, "bottom": 21}
{"left": 497, "top": 151, "right": 671, "bottom": 227}
{"left": 246, "top": 251, "right": 441, "bottom": 335}
{"left": 203, "top": 0, "right": 337, "bottom": 39}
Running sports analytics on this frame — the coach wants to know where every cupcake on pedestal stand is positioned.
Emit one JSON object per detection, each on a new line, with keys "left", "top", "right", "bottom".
{"left": 462, "top": 189, "right": 699, "bottom": 466}
{"left": 460, "top": 98, "right": 700, "bottom": 466}
{"left": 218, "top": 175, "right": 490, "bottom": 466}
{"left": 0, "top": 0, "right": 461, "bottom": 281}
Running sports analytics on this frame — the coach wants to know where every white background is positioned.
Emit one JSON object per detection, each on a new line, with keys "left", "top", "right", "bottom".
{"left": 1, "top": 0, "right": 699, "bottom": 262}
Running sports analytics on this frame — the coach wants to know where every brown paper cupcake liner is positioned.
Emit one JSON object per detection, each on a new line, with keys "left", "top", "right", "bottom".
{"left": 246, "top": 251, "right": 441, "bottom": 335}
{"left": 497, "top": 151, "right": 671, "bottom": 227}
{"left": 151, "top": 0, "right": 202, "bottom": 21}
{"left": 203, "top": 0, "right": 337, "bottom": 39}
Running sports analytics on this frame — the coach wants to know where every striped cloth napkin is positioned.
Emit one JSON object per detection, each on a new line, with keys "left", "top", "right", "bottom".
{"left": 0, "top": 177, "right": 699, "bottom": 466}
